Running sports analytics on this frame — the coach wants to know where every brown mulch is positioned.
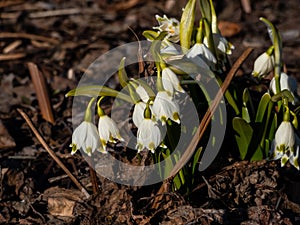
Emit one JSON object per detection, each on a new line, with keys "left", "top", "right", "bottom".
{"left": 1, "top": 0, "right": 300, "bottom": 224}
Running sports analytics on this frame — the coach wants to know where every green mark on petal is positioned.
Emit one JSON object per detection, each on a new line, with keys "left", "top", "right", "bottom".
{"left": 281, "top": 155, "right": 288, "bottom": 166}
{"left": 173, "top": 112, "right": 180, "bottom": 123}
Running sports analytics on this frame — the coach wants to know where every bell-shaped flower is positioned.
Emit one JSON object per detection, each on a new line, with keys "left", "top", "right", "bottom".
{"left": 270, "top": 121, "right": 299, "bottom": 170}
{"left": 252, "top": 52, "right": 275, "bottom": 78}
{"left": 204, "top": 34, "right": 235, "bottom": 55}
{"left": 98, "top": 115, "right": 123, "bottom": 151}
{"left": 153, "top": 15, "right": 180, "bottom": 43}
{"left": 132, "top": 101, "right": 147, "bottom": 128}
{"left": 71, "top": 121, "right": 103, "bottom": 156}
{"left": 136, "top": 85, "right": 150, "bottom": 103}
{"left": 269, "top": 72, "right": 299, "bottom": 104}
{"left": 186, "top": 43, "right": 217, "bottom": 70}
{"left": 162, "top": 67, "right": 184, "bottom": 95}
{"left": 136, "top": 118, "right": 162, "bottom": 153}
{"left": 152, "top": 91, "right": 180, "bottom": 125}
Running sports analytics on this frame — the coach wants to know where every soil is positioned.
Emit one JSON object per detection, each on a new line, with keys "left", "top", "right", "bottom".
{"left": 1, "top": 0, "right": 300, "bottom": 224}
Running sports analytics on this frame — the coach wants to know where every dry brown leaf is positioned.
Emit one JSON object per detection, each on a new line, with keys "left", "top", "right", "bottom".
{"left": 218, "top": 20, "right": 241, "bottom": 37}
{"left": 0, "top": 119, "right": 16, "bottom": 150}
{"left": 43, "top": 186, "right": 86, "bottom": 217}
{"left": 27, "top": 62, "right": 55, "bottom": 124}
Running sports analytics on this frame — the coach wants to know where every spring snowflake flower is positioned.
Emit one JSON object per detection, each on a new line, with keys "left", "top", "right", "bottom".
{"left": 136, "top": 118, "right": 162, "bottom": 153}
{"left": 71, "top": 121, "right": 103, "bottom": 156}
{"left": 162, "top": 67, "right": 184, "bottom": 95}
{"left": 132, "top": 101, "right": 147, "bottom": 128}
{"left": 269, "top": 72, "right": 299, "bottom": 104}
{"left": 98, "top": 115, "right": 123, "bottom": 151}
{"left": 136, "top": 85, "right": 149, "bottom": 103}
{"left": 153, "top": 15, "right": 180, "bottom": 43}
{"left": 152, "top": 91, "right": 180, "bottom": 125}
{"left": 270, "top": 121, "right": 299, "bottom": 170}
{"left": 252, "top": 52, "right": 275, "bottom": 78}
{"left": 204, "top": 34, "right": 234, "bottom": 55}
{"left": 186, "top": 43, "right": 217, "bottom": 70}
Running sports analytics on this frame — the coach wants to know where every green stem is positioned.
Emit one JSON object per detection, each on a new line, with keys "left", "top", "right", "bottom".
{"left": 84, "top": 97, "right": 96, "bottom": 122}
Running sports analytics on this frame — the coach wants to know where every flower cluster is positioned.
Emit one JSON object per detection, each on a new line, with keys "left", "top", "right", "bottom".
{"left": 249, "top": 19, "right": 300, "bottom": 170}
{"left": 69, "top": 1, "right": 236, "bottom": 157}
{"left": 132, "top": 67, "right": 183, "bottom": 153}
{"left": 70, "top": 98, "right": 123, "bottom": 156}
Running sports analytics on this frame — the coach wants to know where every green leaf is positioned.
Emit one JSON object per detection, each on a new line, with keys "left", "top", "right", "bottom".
{"left": 180, "top": 0, "right": 197, "bottom": 52}
{"left": 250, "top": 145, "right": 264, "bottom": 161}
{"left": 233, "top": 117, "right": 253, "bottom": 160}
{"left": 242, "top": 88, "right": 253, "bottom": 123}
{"left": 268, "top": 113, "right": 277, "bottom": 140}
{"left": 118, "top": 57, "right": 129, "bottom": 88}
{"left": 65, "top": 85, "right": 133, "bottom": 103}
{"left": 173, "top": 174, "right": 182, "bottom": 190}
{"left": 224, "top": 90, "right": 240, "bottom": 115}
{"left": 242, "top": 107, "right": 251, "bottom": 123}
{"left": 255, "top": 93, "right": 271, "bottom": 123}
{"left": 161, "top": 150, "right": 173, "bottom": 179}
{"left": 192, "top": 147, "right": 203, "bottom": 175}
{"left": 174, "top": 154, "right": 185, "bottom": 186}
{"left": 199, "top": 0, "right": 211, "bottom": 25}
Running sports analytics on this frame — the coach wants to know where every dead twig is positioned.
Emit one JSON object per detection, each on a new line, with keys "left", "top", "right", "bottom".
{"left": 0, "top": 53, "right": 26, "bottom": 61}
{"left": 87, "top": 157, "right": 99, "bottom": 194}
{"left": 0, "top": 0, "right": 24, "bottom": 9}
{"left": 17, "top": 108, "right": 90, "bottom": 199}
{"left": 29, "top": 8, "right": 81, "bottom": 19}
{"left": 0, "top": 32, "right": 60, "bottom": 45}
{"left": 152, "top": 47, "right": 254, "bottom": 209}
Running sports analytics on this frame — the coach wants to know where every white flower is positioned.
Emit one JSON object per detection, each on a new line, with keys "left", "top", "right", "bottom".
{"left": 269, "top": 72, "right": 299, "bottom": 104}
{"left": 152, "top": 91, "right": 180, "bottom": 125}
{"left": 162, "top": 67, "right": 184, "bottom": 95}
{"left": 71, "top": 121, "right": 103, "bottom": 156}
{"left": 252, "top": 52, "right": 275, "bottom": 78}
{"left": 98, "top": 115, "right": 123, "bottom": 151}
{"left": 204, "top": 34, "right": 234, "bottom": 55}
{"left": 186, "top": 43, "right": 217, "bottom": 70}
{"left": 186, "top": 48, "right": 210, "bottom": 70}
{"left": 153, "top": 15, "right": 180, "bottom": 43}
{"left": 270, "top": 121, "right": 299, "bottom": 169}
{"left": 136, "top": 118, "right": 162, "bottom": 153}
{"left": 136, "top": 85, "right": 149, "bottom": 103}
{"left": 132, "top": 101, "right": 147, "bottom": 128}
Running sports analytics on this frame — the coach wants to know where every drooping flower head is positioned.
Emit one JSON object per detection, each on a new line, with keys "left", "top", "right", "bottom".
{"left": 186, "top": 43, "right": 217, "bottom": 70}
{"left": 97, "top": 97, "right": 123, "bottom": 151}
{"left": 71, "top": 98, "right": 104, "bottom": 156}
{"left": 252, "top": 46, "right": 275, "bottom": 78}
{"left": 152, "top": 91, "right": 180, "bottom": 125}
{"left": 136, "top": 103, "right": 163, "bottom": 153}
{"left": 161, "top": 67, "right": 184, "bottom": 96}
{"left": 269, "top": 72, "right": 299, "bottom": 104}
{"left": 270, "top": 119, "right": 299, "bottom": 170}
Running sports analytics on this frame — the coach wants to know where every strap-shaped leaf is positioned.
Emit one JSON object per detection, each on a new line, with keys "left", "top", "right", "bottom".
{"left": 255, "top": 93, "right": 271, "bottom": 123}
{"left": 66, "top": 85, "right": 132, "bottom": 103}
{"left": 180, "top": 0, "right": 196, "bottom": 51}
{"left": 232, "top": 117, "right": 253, "bottom": 160}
